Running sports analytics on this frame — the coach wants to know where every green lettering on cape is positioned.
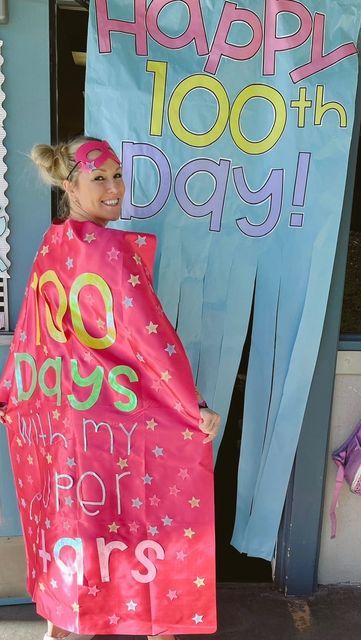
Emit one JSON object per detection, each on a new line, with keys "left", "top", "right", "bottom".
{"left": 68, "top": 359, "right": 104, "bottom": 410}
{"left": 109, "top": 365, "right": 138, "bottom": 412}
{"left": 14, "top": 353, "right": 37, "bottom": 401}
{"left": 39, "top": 356, "right": 62, "bottom": 405}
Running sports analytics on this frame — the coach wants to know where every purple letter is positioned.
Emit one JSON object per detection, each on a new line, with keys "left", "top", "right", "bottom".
{"left": 174, "top": 158, "right": 231, "bottom": 232}
{"left": 122, "top": 142, "right": 172, "bottom": 220}
{"left": 233, "top": 167, "right": 284, "bottom": 237}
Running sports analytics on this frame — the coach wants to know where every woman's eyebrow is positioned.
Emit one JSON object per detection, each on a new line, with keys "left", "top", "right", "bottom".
{"left": 93, "top": 164, "right": 121, "bottom": 173}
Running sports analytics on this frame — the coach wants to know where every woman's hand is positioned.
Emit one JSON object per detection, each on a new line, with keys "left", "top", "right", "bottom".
{"left": 198, "top": 407, "right": 221, "bottom": 444}
{"left": 0, "top": 405, "right": 7, "bottom": 423}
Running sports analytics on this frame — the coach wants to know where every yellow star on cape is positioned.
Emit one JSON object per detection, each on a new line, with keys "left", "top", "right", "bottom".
{"left": 116, "top": 458, "right": 128, "bottom": 469}
{"left": 108, "top": 521, "right": 120, "bottom": 533}
{"left": 146, "top": 418, "right": 158, "bottom": 431}
{"left": 194, "top": 576, "right": 205, "bottom": 588}
{"left": 5, "top": 414, "right": 12, "bottom": 424}
{"left": 182, "top": 429, "right": 193, "bottom": 440}
{"left": 184, "top": 527, "right": 195, "bottom": 538}
{"left": 128, "top": 274, "right": 140, "bottom": 287}
{"left": 161, "top": 370, "right": 171, "bottom": 382}
{"left": 46, "top": 453, "right": 52, "bottom": 464}
{"left": 133, "top": 254, "right": 142, "bottom": 264}
{"left": 39, "top": 582, "right": 46, "bottom": 592}
{"left": 40, "top": 245, "right": 49, "bottom": 256}
{"left": 52, "top": 409, "right": 60, "bottom": 420}
{"left": 189, "top": 497, "right": 200, "bottom": 508}
{"left": 146, "top": 322, "right": 158, "bottom": 334}
{"left": 72, "top": 602, "right": 80, "bottom": 613}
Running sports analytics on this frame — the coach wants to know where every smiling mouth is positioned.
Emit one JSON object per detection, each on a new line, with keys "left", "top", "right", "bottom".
{"left": 102, "top": 199, "right": 120, "bottom": 207}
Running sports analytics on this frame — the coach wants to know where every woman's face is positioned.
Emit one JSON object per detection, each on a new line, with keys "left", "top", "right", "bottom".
{"left": 68, "top": 156, "right": 125, "bottom": 226}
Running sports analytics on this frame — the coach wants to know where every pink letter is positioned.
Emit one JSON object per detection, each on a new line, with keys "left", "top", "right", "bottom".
{"left": 38, "top": 529, "right": 51, "bottom": 573}
{"left": 131, "top": 540, "right": 165, "bottom": 583}
{"left": 95, "top": 0, "right": 147, "bottom": 55}
{"left": 205, "top": 2, "right": 262, "bottom": 75}
{"left": 146, "top": 0, "right": 208, "bottom": 55}
{"left": 96, "top": 538, "right": 128, "bottom": 582}
{"left": 290, "top": 13, "right": 357, "bottom": 83}
{"left": 263, "top": 0, "right": 312, "bottom": 76}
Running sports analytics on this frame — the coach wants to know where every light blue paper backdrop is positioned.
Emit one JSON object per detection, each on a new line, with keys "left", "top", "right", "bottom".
{"left": 85, "top": 0, "right": 361, "bottom": 560}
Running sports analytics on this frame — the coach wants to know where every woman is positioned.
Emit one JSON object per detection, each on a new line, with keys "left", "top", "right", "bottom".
{"left": 0, "top": 137, "right": 220, "bottom": 640}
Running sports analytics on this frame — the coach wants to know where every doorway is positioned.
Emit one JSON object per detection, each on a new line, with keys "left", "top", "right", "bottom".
{"left": 50, "top": 0, "right": 272, "bottom": 583}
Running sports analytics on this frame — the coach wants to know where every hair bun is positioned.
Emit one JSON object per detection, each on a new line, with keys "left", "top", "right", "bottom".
{"left": 31, "top": 143, "right": 70, "bottom": 188}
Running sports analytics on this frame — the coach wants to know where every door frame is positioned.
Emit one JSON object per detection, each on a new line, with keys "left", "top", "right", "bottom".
{"left": 275, "top": 67, "right": 361, "bottom": 596}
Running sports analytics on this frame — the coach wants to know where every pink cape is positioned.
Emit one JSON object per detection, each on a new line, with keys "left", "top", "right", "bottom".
{"left": 0, "top": 219, "right": 216, "bottom": 635}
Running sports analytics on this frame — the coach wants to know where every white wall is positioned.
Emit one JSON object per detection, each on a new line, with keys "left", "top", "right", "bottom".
{"left": 0, "top": 0, "right": 50, "bottom": 602}
{"left": 0, "top": 0, "right": 50, "bottom": 538}
{"left": 319, "top": 351, "right": 361, "bottom": 584}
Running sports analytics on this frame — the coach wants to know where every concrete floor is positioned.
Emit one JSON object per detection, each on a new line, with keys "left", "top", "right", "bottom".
{"left": 1, "top": 583, "right": 361, "bottom": 640}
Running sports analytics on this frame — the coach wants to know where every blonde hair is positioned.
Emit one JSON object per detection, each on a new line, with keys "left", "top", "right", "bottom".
{"left": 31, "top": 136, "right": 100, "bottom": 218}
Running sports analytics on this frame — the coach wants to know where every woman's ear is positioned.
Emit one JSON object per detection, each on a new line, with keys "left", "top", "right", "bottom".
{"left": 63, "top": 179, "right": 71, "bottom": 193}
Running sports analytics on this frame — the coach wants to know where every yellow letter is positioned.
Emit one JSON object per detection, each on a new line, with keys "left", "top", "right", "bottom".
{"left": 168, "top": 75, "right": 229, "bottom": 147}
{"left": 39, "top": 270, "right": 67, "bottom": 343}
{"left": 70, "top": 273, "right": 116, "bottom": 349}
{"left": 230, "top": 84, "right": 286, "bottom": 154}
{"left": 147, "top": 60, "right": 168, "bottom": 136}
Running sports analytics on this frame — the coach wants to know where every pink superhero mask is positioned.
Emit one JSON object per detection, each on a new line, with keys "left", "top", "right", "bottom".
{"left": 75, "top": 140, "right": 121, "bottom": 173}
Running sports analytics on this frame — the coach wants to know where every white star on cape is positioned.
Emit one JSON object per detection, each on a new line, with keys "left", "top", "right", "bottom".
{"left": 135, "top": 235, "right": 146, "bottom": 246}
{"left": 123, "top": 296, "right": 133, "bottom": 308}
{"left": 165, "top": 344, "right": 176, "bottom": 356}
{"left": 146, "top": 321, "right": 158, "bottom": 334}
{"left": 109, "top": 613, "right": 119, "bottom": 624}
{"left": 192, "top": 613, "right": 204, "bottom": 624}
{"left": 148, "top": 525, "right": 159, "bottom": 536}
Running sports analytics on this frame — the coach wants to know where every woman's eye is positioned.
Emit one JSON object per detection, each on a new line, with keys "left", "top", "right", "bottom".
{"left": 114, "top": 173, "right": 123, "bottom": 179}
{"left": 94, "top": 175, "right": 104, "bottom": 181}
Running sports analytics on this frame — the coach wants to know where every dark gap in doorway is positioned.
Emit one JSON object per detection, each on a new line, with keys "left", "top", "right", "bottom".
{"left": 340, "top": 124, "right": 361, "bottom": 334}
{"left": 214, "top": 303, "right": 272, "bottom": 582}
{"left": 50, "top": 3, "right": 88, "bottom": 218}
